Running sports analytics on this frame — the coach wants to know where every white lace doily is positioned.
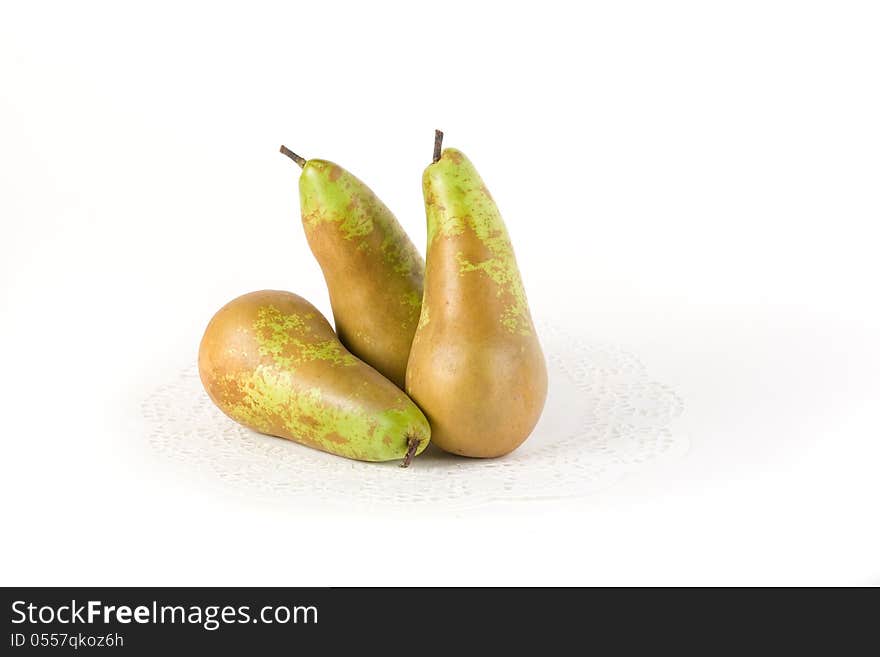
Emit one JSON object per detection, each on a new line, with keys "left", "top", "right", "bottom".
{"left": 142, "top": 323, "right": 686, "bottom": 509}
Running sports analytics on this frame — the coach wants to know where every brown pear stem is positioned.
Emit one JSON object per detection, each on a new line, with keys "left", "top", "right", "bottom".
{"left": 400, "top": 436, "right": 421, "bottom": 468}
{"left": 279, "top": 145, "right": 306, "bottom": 168}
{"left": 433, "top": 130, "right": 444, "bottom": 164}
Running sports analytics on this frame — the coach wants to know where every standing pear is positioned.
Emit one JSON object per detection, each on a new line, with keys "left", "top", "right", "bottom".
{"left": 406, "top": 132, "right": 547, "bottom": 458}
{"left": 280, "top": 146, "right": 424, "bottom": 389}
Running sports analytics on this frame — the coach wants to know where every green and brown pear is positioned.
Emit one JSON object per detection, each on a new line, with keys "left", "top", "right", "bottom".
{"left": 199, "top": 290, "right": 430, "bottom": 465}
{"left": 281, "top": 146, "right": 424, "bottom": 389}
{"left": 406, "top": 133, "right": 547, "bottom": 458}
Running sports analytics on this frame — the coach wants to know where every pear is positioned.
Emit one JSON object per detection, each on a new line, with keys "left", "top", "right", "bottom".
{"left": 405, "top": 132, "right": 547, "bottom": 458}
{"left": 280, "top": 146, "right": 424, "bottom": 389}
{"left": 199, "top": 290, "right": 430, "bottom": 466}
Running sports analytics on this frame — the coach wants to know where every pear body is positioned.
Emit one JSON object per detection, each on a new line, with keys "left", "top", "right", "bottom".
{"left": 406, "top": 149, "right": 547, "bottom": 458}
{"left": 198, "top": 290, "right": 430, "bottom": 462}
{"left": 298, "top": 160, "right": 424, "bottom": 389}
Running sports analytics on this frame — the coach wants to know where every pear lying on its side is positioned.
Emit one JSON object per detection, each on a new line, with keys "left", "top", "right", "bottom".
{"left": 406, "top": 133, "right": 547, "bottom": 458}
{"left": 199, "top": 290, "right": 430, "bottom": 466}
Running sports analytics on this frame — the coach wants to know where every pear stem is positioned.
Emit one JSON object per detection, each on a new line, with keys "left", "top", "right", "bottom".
{"left": 400, "top": 436, "right": 421, "bottom": 468}
{"left": 279, "top": 145, "right": 306, "bottom": 168}
{"left": 433, "top": 130, "right": 444, "bottom": 164}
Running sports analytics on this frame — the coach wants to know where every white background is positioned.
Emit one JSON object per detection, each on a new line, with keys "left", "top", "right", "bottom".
{"left": 2, "top": 1, "right": 879, "bottom": 585}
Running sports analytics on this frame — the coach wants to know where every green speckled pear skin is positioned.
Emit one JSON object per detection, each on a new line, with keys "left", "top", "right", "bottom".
{"left": 405, "top": 148, "right": 547, "bottom": 458}
{"left": 298, "top": 160, "right": 424, "bottom": 389}
{"left": 198, "top": 290, "right": 430, "bottom": 463}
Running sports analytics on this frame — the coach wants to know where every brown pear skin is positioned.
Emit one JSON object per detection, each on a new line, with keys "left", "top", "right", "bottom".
{"left": 198, "top": 290, "right": 429, "bottom": 466}
{"left": 280, "top": 146, "right": 424, "bottom": 389}
{"left": 405, "top": 133, "right": 547, "bottom": 458}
